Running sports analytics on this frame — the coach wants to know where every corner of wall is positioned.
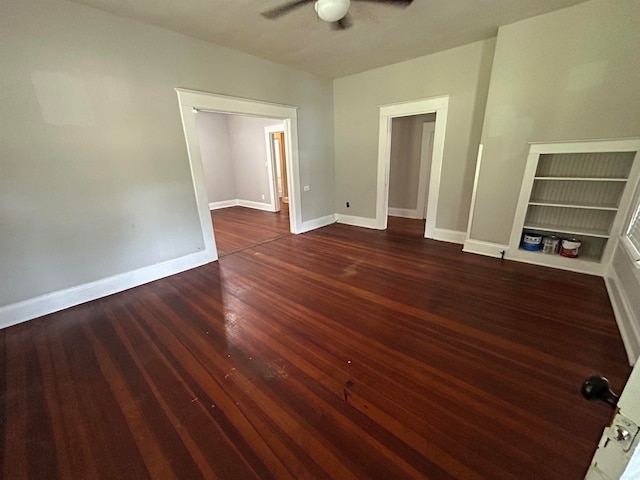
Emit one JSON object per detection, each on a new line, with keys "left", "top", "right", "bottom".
{"left": 336, "top": 214, "right": 383, "bottom": 230}
{"left": 433, "top": 228, "right": 467, "bottom": 245}
{"left": 462, "top": 238, "right": 509, "bottom": 258}
{"left": 604, "top": 271, "right": 640, "bottom": 366}
{"left": 0, "top": 249, "right": 217, "bottom": 331}
{"left": 299, "top": 214, "right": 337, "bottom": 234}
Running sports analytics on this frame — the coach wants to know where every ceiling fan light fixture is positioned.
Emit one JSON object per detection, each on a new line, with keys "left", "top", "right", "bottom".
{"left": 314, "top": 0, "right": 350, "bottom": 23}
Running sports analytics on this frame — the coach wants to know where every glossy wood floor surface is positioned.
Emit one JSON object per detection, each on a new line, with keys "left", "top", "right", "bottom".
{"left": 210, "top": 205, "right": 290, "bottom": 257}
{"left": 0, "top": 213, "right": 632, "bottom": 480}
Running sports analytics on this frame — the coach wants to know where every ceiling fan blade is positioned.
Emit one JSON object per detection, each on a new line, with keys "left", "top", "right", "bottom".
{"left": 331, "top": 13, "right": 353, "bottom": 30}
{"left": 352, "top": 0, "right": 413, "bottom": 5}
{"left": 262, "top": 0, "right": 314, "bottom": 19}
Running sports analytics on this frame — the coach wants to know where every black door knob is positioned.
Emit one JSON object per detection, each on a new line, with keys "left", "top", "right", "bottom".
{"left": 581, "top": 375, "right": 619, "bottom": 409}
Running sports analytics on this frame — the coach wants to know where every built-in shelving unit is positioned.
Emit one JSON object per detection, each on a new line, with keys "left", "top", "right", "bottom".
{"left": 508, "top": 139, "right": 640, "bottom": 275}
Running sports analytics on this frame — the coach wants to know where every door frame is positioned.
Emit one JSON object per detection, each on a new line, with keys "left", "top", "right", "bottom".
{"left": 376, "top": 95, "right": 449, "bottom": 238}
{"left": 417, "top": 121, "right": 436, "bottom": 220}
{"left": 175, "top": 89, "right": 303, "bottom": 257}
{"left": 264, "top": 124, "right": 285, "bottom": 212}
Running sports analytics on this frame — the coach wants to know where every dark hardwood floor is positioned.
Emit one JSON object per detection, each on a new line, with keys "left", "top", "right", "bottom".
{"left": 387, "top": 215, "right": 427, "bottom": 238}
{"left": 210, "top": 205, "right": 290, "bottom": 257}
{"left": 0, "top": 213, "right": 632, "bottom": 479}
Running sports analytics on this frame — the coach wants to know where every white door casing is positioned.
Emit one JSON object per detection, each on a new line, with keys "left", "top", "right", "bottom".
{"left": 376, "top": 95, "right": 449, "bottom": 237}
{"left": 264, "top": 124, "right": 285, "bottom": 212}
{"left": 175, "top": 89, "right": 302, "bottom": 239}
{"left": 585, "top": 361, "right": 640, "bottom": 479}
{"left": 418, "top": 121, "right": 436, "bottom": 220}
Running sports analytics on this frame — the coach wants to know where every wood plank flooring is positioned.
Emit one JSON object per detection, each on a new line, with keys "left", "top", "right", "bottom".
{"left": 210, "top": 205, "right": 290, "bottom": 257}
{"left": 0, "top": 212, "right": 632, "bottom": 479}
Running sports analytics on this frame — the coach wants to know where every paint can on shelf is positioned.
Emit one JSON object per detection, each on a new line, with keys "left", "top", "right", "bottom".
{"left": 522, "top": 233, "right": 543, "bottom": 251}
{"left": 559, "top": 238, "right": 581, "bottom": 258}
{"left": 542, "top": 236, "right": 561, "bottom": 254}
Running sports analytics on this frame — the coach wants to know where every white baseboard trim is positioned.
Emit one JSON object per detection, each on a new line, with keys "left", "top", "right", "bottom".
{"left": 605, "top": 272, "right": 640, "bottom": 366}
{"left": 388, "top": 208, "right": 422, "bottom": 219}
{"left": 432, "top": 228, "right": 466, "bottom": 245}
{"left": 209, "top": 199, "right": 274, "bottom": 212}
{"left": 237, "top": 199, "right": 275, "bottom": 212}
{"left": 209, "top": 199, "right": 239, "bottom": 210}
{"left": 0, "top": 250, "right": 217, "bottom": 330}
{"left": 336, "top": 214, "right": 382, "bottom": 230}
{"left": 463, "top": 239, "right": 509, "bottom": 259}
{"left": 299, "top": 214, "right": 336, "bottom": 234}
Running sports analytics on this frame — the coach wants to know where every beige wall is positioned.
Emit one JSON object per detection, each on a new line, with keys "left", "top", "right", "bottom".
{"left": 470, "top": 0, "right": 640, "bottom": 244}
{"left": 0, "top": 0, "right": 334, "bottom": 307}
{"left": 609, "top": 245, "right": 640, "bottom": 362}
{"left": 227, "top": 115, "right": 283, "bottom": 204}
{"left": 195, "top": 112, "right": 235, "bottom": 203}
{"left": 388, "top": 114, "right": 434, "bottom": 211}
{"left": 333, "top": 38, "right": 495, "bottom": 231}
{"left": 195, "top": 112, "right": 284, "bottom": 205}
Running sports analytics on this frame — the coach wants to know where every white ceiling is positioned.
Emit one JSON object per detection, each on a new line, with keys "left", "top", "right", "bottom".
{"left": 69, "top": 0, "right": 590, "bottom": 79}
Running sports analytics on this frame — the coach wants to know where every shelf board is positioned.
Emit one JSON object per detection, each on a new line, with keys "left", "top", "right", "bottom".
{"left": 512, "top": 248, "right": 603, "bottom": 275}
{"left": 523, "top": 222, "right": 610, "bottom": 238}
{"left": 534, "top": 176, "right": 628, "bottom": 182}
{"left": 528, "top": 200, "right": 619, "bottom": 211}
{"left": 517, "top": 247, "right": 601, "bottom": 263}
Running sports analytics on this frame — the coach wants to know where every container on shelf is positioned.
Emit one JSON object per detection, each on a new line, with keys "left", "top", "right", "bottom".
{"left": 509, "top": 140, "right": 640, "bottom": 275}
{"left": 542, "top": 236, "right": 561, "bottom": 254}
{"left": 560, "top": 238, "right": 581, "bottom": 258}
{"left": 522, "top": 233, "right": 543, "bottom": 251}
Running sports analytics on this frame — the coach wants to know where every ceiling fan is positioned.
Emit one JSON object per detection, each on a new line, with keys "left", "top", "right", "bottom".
{"left": 262, "top": 0, "right": 414, "bottom": 30}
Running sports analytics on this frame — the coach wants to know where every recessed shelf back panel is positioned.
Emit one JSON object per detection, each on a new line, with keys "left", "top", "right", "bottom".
{"left": 529, "top": 180, "right": 625, "bottom": 208}
{"left": 519, "top": 231, "right": 607, "bottom": 260}
{"left": 525, "top": 206, "right": 616, "bottom": 234}
{"left": 536, "top": 152, "right": 635, "bottom": 178}
{"left": 509, "top": 139, "right": 640, "bottom": 275}
{"left": 577, "top": 236, "right": 608, "bottom": 260}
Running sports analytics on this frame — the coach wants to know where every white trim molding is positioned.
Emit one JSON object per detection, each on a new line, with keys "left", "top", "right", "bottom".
{"left": 238, "top": 199, "right": 274, "bottom": 212}
{"left": 432, "top": 228, "right": 466, "bottom": 245}
{"left": 466, "top": 143, "right": 483, "bottom": 237}
{"left": 209, "top": 200, "right": 239, "bottom": 210}
{"left": 506, "top": 138, "right": 640, "bottom": 276}
{"left": 299, "top": 214, "right": 337, "bottom": 234}
{"left": 463, "top": 239, "right": 509, "bottom": 259}
{"left": 376, "top": 95, "right": 449, "bottom": 238}
{"left": 210, "top": 201, "right": 335, "bottom": 233}
{"left": 605, "top": 271, "right": 640, "bottom": 366}
{"left": 209, "top": 199, "right": 276, "bottom": 212}
{"left": 388, "top": 208, "right": 422, "bottom": 219}
{"left": 336, "top": 214, "right": 382, "bottom": 230}
{"left": 264, "top": 124, "right": 285, "bottom": 212}
{"left": 175, "top": 88, "right": 303, "bottom": 234}
{"left": 336, "top": 215, "right": 466, "bottom": 245}
{"left": 0, "top": 250, "right": 214, "bottom": 330}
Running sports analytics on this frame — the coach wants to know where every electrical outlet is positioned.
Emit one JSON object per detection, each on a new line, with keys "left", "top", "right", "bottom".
{"left": 261, "top": 194, "right": 265, "bottom": 200}
{"left": 346, "top": 202, "right": 350, "bottom": 208}
{"left": 303, "top": 185, "right": 310, "bottom": 191}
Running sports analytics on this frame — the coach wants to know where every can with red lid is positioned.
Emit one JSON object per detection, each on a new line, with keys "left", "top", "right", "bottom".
{"left": 559, "top": 238, "right": 581, "bottom": 258}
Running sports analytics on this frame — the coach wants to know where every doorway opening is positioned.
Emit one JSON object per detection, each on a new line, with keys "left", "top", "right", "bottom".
{"left": 193, "top": 111, "right": 291, "bottom": 256}
{"left": 175, "top": 89, "right": 302, "bottom": 261}
{"left": 265, "top": 124, "right": 289, "bottom": 212}
{"left": 387, "top": 114, "right": 436, "bottom": 238}
{"left": 376, "top": 95, "right": 449, "bottom": 238}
